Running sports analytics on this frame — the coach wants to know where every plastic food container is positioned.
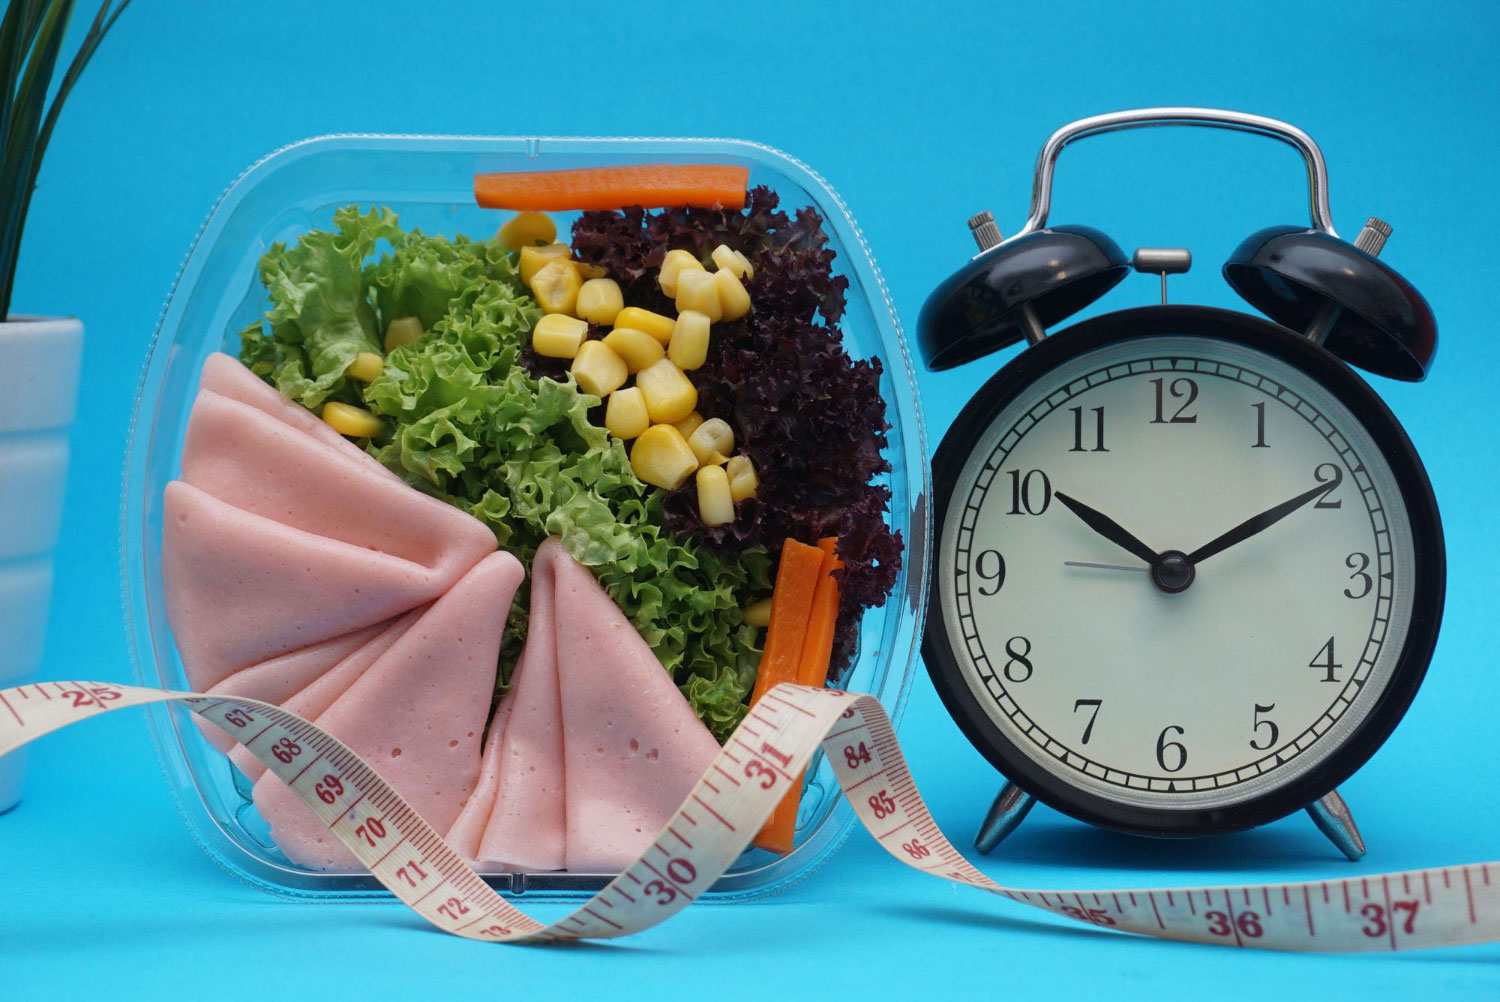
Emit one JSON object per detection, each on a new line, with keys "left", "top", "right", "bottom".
{"left": 123, "top": 135, "right": 929, "bottom": 902}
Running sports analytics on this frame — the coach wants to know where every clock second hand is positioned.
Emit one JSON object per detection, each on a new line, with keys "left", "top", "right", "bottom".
{"left": 1063, "top": 559, "right": 1148, "bottom": 572}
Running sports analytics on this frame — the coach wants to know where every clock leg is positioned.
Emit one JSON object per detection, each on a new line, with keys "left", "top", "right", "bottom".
{"left": 1305, "top": 789, "right": 1367, "bottom": 861}
{"left": 974, "top": 782, "right": 1036, "bottom": 854}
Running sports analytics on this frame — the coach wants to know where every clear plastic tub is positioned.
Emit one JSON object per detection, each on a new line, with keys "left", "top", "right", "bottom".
{"left": 122, "top": 135, "right": 929, "bottom": 902}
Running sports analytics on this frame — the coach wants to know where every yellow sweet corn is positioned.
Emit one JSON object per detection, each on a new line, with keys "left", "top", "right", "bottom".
{"left": 658, "top": 248, "right": 705, "bottom": 297}
{"left": 574, "top": 261, "right": 609, "bottom": 280}
{"left": 576, "top": 278, "right": 625, "bottom": 325}
{"left": 322, "top": 402, "right": 384, "bottom": 439}
{"left": 636, "top": 358, "right": 698, "bottom": 424}
{"left": 675, "top": 268, "right": 723, "bottom": 322}
{"left": 384, "top": 316, "right": 424, "bottom": 352}
{"left": 668, "top": 310, "right": 711, "bottom": 371}
{"left": 743, "top": 596, "right": 773, "bottom": 627}
{"left": 630, "top": 424, "right": 699, "bottom": 490}
{"left": 672, "top": 411, "right": 705, "bottom": 439}
{"left": 727, "top": 454, "right": 759, "bottom": 501}
{"left": 601, "top": 327, "right": 666, "bottom": 373}
{"left": 687, "top": 417, "right": 734, "bottom": 466}
{"left": 570, "top": 340, "right": 629, "bottom": 397}
{"left": 696, "top": 465, "right": 734, "bottom": 527}
{"left": 346, "top": 351, "right": 384, "bottom": 383}
{"left": 520, "top": 243, "right": 572, "bottom": 285}
{"left": 711, "top": 243, "right": 755, "bottom": 280}
{"left": 498, "top": 211, "right": 557, "bottom": 251}
{"left": 605, "top": 386, "right": 650, "bottom": 439}
{"left": 714, "top": 268, "right": 751, "bottom": 321}
{"left": 533, "top": 314, "right": 589, "bottom": 359}
{"left": 614, "top": 306, "right": 676, "bottom": 345}
{"left": 531, "top": 258, "right": 583, "bottom": 316}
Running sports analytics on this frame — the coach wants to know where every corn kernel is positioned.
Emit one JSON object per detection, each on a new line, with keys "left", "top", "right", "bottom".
{"left": 630, "top": 424, "right": 699, "bottom": 490}
{"left": 322, "top": 402, "right": 384, "bottom": 438}
{"left": 636, "top": 358, "right": 698, "bottom": 424}
{"left": 658, "top": 248, "right": 705, "bottom": 297}
{"left": 672, "top": 411, "right": 705, "bottom": 439}
{"left": 696, "top": 465, "right": 735, "bottom": 527}
{"left": 727, "top": 454, "right": 759, "bottom": 501}
{"left": 714, "top": 268, "right": 751, "bottom": 321}
{"left": 668, "top": 310, "right": 711, "bottom": 371}
{"left": 519, "top": 243, "right": 572, "bottom": 285}
{"left": 615, "top": 307, "right": 676, "bottom": 346}
{"left": 574, "top": 261, "right": 609, "bottom": 280}
{"left": 570, "top": 339, "right": 629, "bottom": 397}
{"left": 531, "top": 258, "right": 582, "bottom": 315}
{"left": 346, "top": 351, "right": 384, "bottom": 383}
{"left": 384, "top": 316, "right": 424, "bottom": 352}
{"left": 687, "top": 417, "right": 734, "bottom": 466}
{"left": 711, "top": 243, "right": 755, "bottom": 280}
{"left": 498, "top": 211, "right": 557, "bottom": 251}
{"left": 605, "top": 386, "right": 650, "bottom": 439}
{"left": 576, "top": 278, "right": 624, "bottom": 325}
{"left": 675, "top": 268, "right": 723, "bottom": 322}
{"left": 601, "top": 327, "right": 666, "bottom": 373}
{"left": 743, "top": 596, "right": 772, "bottom": 627}
{"left": 533, "top": 314, "right": 589, "bottom": 358}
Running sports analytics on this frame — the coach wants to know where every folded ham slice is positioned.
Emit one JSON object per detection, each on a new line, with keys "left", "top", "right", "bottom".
{"left": 446, "top": 544, "right": 566, "bottom": 871}
{"left": 163, "top": 356, "right": 496, "bottom": 691}
{"left": 447, "top": 539, "right": 718, "bottom": 873}
{"left": 253, "top": 551, "right": 523, "bottom": 870}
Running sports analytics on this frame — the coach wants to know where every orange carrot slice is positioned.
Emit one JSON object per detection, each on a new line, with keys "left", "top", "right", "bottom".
{"left": 754, "top": 537, "right": 842, "bottom": 854}
{"left": 473, "top": 164, "right": 749, "bottom": 212}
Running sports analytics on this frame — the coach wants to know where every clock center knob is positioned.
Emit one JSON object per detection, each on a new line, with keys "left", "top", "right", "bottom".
{"left": 1151, "top": 550, "right": 1196, "bottom": 594}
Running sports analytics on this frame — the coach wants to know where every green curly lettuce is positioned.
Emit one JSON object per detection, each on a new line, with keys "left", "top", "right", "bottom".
{"left": 237, "top": 207, "right": 769, "bottom": 741}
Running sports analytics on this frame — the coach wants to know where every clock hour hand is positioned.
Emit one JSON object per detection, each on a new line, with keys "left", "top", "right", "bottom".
{"left": 1053, "top": 491, "right": 1162, "bottom": 566}
{"left": 1185, "top": 480, "right": 1335, "bottom": 565}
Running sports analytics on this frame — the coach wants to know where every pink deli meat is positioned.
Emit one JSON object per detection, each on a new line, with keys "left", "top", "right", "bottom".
{"left": 447, "top": 539, "right": 718, "bottom": 873}
{"left": 163, "top": 358, "right": 495, "bottom": 691}
{"left": 253, "top": 551, "right": 524, "bottom": 870}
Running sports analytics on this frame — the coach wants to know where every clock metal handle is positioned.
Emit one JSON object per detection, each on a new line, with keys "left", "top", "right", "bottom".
{"left": 1020, "top": 107, "right": 1338, "bottom": 238}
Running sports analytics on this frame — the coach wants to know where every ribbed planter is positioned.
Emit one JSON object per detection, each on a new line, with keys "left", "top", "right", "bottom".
{"left": 0, "top": 316, "right": 82, "bottom": 813}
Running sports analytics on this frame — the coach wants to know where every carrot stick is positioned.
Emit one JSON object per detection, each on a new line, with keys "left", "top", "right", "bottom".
{"left": 747, "top": 538, "right": 825, "bottom": 709}
{"left": 754, "top": 537, "right": 842, "bottom": 854}
{"left": 474, "top": 164, "right": 749, "bottom": 212}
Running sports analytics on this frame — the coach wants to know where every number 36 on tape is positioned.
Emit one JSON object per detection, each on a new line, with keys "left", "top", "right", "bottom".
{"left": 2, "top": 680, "right": 1497, "bottom": 951}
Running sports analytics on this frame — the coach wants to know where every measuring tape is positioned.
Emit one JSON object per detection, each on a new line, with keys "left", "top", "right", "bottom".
{"left": 2, "top": 680, "right": 1496, "bottom": 951}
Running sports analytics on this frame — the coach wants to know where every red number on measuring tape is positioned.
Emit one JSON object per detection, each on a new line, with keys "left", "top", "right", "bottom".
{"left": 744, "top": 760, "right": 777, "bottom": 790}
{"left": 1392, "top": 899, "right": 1420, "bottom": 934}
{"left": 643, "top": 880, "right": 677, "bottom": 905}
{"left": 356, "top": 818, "right": 386, "bottom": 846}
{"left": 1060, "top": 905, "right": 1116, "bottom": 927}
{"left": 1362, "top": 900, "right": 1419, "bottom": 938}
{"left": 315, "top": 774, "right": 343, "bottom": 804}
{"left": 1206, "top": 910, "right": 1263, "bottom": 939}
{"left": 868, "top": 789, "right": 896, "bottom": 819}
{"left": 395, "top": 860, "right": 428, "bottom": 887}
{"left": 843, "top": 743, "right": 872, "bottom": 768}
{"left": 222, "top": 709, "right": 253, "bottom": 728}
{"left": 666, "top": 858, "right": 697, "bottom": 885}
{"left": 477, "top": 925, "right": 511, "bottom": 938}
{"left": 271, "top": 737, "right": 302, "bottom": 764}
{"left": 840, "top": 707, "right": 857, "bottom": 719}
{"left": 759, "top": 742, "right": 792, "bottom": 769}
{"left": 63, "top": 687, "right": 118, "bottom": 709}
{"left": 436, "top": 896, "right": 471, "bottom": 920}
{"left": 901, "top": 839, "right": 931, "bottom": 859}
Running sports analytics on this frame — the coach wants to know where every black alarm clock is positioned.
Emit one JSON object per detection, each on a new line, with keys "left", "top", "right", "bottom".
{"left": 918, "top": 108, "right": 1444, "bottom": 860}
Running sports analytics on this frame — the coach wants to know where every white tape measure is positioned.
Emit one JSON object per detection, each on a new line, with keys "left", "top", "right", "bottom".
{"left": 2, "top": 679, "right": 1495, "bottom": 951}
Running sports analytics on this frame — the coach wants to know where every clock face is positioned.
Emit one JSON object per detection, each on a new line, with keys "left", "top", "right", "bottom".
{"left": 935, "top": 330, "right": 1426, "bottom": 820}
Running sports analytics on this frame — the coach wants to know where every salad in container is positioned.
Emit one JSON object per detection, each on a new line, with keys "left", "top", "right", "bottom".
{"left": 123, "top": 136, "right": 928, "bottom": 901}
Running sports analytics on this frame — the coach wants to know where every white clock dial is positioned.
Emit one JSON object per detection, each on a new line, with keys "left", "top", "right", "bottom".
{"left": 938, "top": 335, "right": 1416, "bottom": 811}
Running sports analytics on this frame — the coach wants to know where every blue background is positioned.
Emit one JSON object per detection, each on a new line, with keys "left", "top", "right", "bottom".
{"left": 3, "top": 0, "right": 1498, "bottom": 996}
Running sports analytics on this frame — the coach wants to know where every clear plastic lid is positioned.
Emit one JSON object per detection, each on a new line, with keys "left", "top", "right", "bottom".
{"left": 122, "top": 135, "right": 929, "bottom": 902}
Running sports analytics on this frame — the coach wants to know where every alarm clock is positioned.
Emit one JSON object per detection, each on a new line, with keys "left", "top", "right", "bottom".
{"left": 918, "top": 108, "right": 1444, "bottom": 860}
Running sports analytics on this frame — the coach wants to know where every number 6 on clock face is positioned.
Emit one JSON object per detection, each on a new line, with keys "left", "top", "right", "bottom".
{"left": 926, "top": 308, "right": 1444, "bottom": 836}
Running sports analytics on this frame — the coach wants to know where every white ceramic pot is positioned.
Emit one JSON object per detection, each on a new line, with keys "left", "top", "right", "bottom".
{"left": 0, "top": 316, "right": 82, "bottom": 813}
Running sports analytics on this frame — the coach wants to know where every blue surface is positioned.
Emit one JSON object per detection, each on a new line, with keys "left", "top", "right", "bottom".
{"left": 3, "top": 0, "right": 1499, "bottom": 996}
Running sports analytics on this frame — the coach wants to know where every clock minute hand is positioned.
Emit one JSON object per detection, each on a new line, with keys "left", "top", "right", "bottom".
{"left": 1053, "top": 491, "right": 1162, "bottom": 566}
{"left": 1185, "top": 481, "right": 1335, "bottom": 566}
